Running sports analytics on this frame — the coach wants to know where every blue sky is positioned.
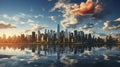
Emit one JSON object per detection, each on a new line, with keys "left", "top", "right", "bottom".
{"left": 0, "top": 0, "right": 120, "bottom": 37}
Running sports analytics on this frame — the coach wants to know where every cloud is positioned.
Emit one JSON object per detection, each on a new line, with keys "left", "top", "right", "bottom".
{"left": 50, "top": 0, "right": 106, "bottom": 28}
{"left": 81, "top": 23, "right": 94, "bottom": 29}
{"left": 0, "top": 21, "right": 16, "bottom": 29}
{"left": 79, "top": 24, "right": 106, "bottom": 37}
{"left": 61, "top": 15, "right": 85, "bottom": 28}
{"left": 49, "top": 16, "right": 57, "bottom": 21}
{"left": 22, "top": 24, "right": 49, "bottom": 33}
{"left": 70, "top": 0, "right": 102, "bottom": 16}
{"left": 95, "top": 32, "right": 107, "bottom": 37}
{"left": 11, "top": 13, "right": 26, "bottom": 22}
{"left": 2, "top": 13, "right": 27, "bottom": 22}
{"left": 34, "top": 15, "right": 44, "bottom": 18}
{"left": 48, "top": 0, "right": 52, "bottom": 2}
{"left": 22, "top": 29, "right": 31, "bottom": 33}
{"left": 102, "top": 18, "right": 120, "bottom": 30}
{"left": 79, "top": 26, "right": 94, "bottom": 34}
{"left": 70, "top": 0, "right": 109, "bottom": 20}
{"left": 51, "top": 0, "right": 84, "bottom": 28}
{"left": 50, "top": 0, "right": 71, "bottom": 12}
{"left": 27, "top": 19, "right": 35, "bottom": 23}
{"left": 32, "top": 24, "right": 49, "bottom": 31}
{"left": 30, "top": 6, "right": 33, "bottom": 12}
{"left": 20, "top": 22, "right": 25, "bottom": 25}
{"left": 78, "top": 23, "right": 94, "bottom": 34}
{"left": 115, "top": 18, "right": 120, "bottom": 21}
{"left": 12, "top": 16, "right": 19, "bottom": 21}
{"left": 3, "top": 14, "right": 11, "bottom": 20}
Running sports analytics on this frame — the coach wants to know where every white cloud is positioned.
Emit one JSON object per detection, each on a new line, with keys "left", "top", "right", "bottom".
{"left": 79, "top": 26, "right": 93, "bottom": 34}
{"left": 50, "top": 0, "right": 83, "bottom": 28}
{"left": 34, "top": 15, "right": 44, "bottom": 18}
{"left": 115, "top": 18, "right": 120, "bottom": 21}
{"left": 49, "top": 16, "right": 57, "bottom": 21}
{"left": 0, "top": 21, "right": 16, "bottom": 29}
{"left": 94, "top": 32, "right": 107, "bottom": 37}
{"left": 27, "top": 19, "right": 35, "bottom": 23}
{"left": 12, "top": 13, "right": 26, "bottom": 22}
{"left": 3, "top": 14, "right": 11, "bottom": 20}
{"left": 82, "top": 23, "right": 94, "bottom": 29}
{"left": 20, "top": 22, "right": 25, "bottom": 25}
{"left": 48, "top": 0, "right": 52, "bottom": 2}
{"left": 50, "top": 0, "right": 105, "bottom": 28}
{"left": 2, "top": 13, "right": 27, "bottom": 22}
{"left": 22, "top": 29, "right": 31, "bottom": 33}
{"left": 32, "top": 24, "right": 49, "bottom": 31}
{"left": 61, "top": 15, "right": 79, "bottom": 28}
{"left": 102, "top": 18, "right": 120, "bottom": 30}
{"left": 12, "top": 16, "right": 19, "bottom": 21}
{"left": 22, "top": 24, "right": 49, "bottom": 33}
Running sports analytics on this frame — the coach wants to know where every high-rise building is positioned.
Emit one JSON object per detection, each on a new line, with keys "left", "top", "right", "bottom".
{"left": 65, "top": 29, "right": 68, "bottom": 38}
{"left": 32, "top": 31, "right": 36, "bottom": 42}
{"left": 37, "top": 31, "right": 41, "bottom": 42}
{"left": 45, "top": 29, "right": 47, "bottom": 34}
{"left": 74, "top": 30, "right": 77, "bottom": 38}
{"left": 79, "top": 31, "right": 84, "bottom": 37}
{"left": 57, "top": 24, "right": 60, "bottom": 39}
{"left": 74, "top": 30, "right": 78, "bottom": 42}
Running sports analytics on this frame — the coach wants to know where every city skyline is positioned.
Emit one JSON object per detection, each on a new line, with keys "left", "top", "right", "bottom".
{"left": 0, "top": 24, "right": 119, "bottom": 44}
{"left": 0, "top": 0, "right": 120, "bottom": 38}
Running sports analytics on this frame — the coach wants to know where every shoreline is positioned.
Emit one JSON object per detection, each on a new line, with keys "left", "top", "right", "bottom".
{"left": 0, "top": 43, "right": 119, "bottom": 44}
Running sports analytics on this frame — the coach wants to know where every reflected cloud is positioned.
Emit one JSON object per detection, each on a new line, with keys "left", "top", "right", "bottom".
{"left": 60, "top": 55, "right": 78, "bottom": 64}
{"left": 0, "top": 44, "right": 120, "bottom": 67}
{"left": 103, "top": 54, "right": 109, "bottom": 60}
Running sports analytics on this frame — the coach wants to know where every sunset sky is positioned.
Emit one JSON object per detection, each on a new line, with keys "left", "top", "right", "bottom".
{"left": 0, "top": 0, "right": 120, "bottom": 37}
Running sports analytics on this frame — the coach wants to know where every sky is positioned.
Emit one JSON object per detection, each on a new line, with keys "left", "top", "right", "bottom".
{"left": 0, "top": 0, "right": 120, "bottom": 37}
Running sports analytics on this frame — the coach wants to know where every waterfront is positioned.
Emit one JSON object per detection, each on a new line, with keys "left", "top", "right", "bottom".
{"left": 0, "top": 44, "right": 120, "bottom": 67}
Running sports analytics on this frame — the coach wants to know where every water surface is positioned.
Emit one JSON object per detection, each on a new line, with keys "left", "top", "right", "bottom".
{"left": 0, "top": 44, "right": 120, "bottom": 67}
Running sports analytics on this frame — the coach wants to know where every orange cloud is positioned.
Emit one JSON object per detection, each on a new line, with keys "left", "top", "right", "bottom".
{"left": 70, "top": 0, "right": 102, "bottom": 15}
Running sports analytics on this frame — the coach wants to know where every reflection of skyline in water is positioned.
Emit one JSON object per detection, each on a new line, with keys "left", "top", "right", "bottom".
{"left": 0, "top": 44, "right": 119, "bottom": 56}
{"left": 0, "top": 44, "right": 120, "bottom": 67}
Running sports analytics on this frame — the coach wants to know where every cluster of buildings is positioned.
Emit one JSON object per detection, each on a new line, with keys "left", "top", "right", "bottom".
{"left": 0, "top": 24, "right": 119, "bottom": 44}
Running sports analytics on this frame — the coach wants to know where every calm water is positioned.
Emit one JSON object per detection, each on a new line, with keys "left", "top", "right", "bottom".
{"left": 0, "top": 44, "right": 120, "bottom": 67}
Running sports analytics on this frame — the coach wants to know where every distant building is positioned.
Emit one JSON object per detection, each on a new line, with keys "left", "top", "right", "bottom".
{"left": 65, "top": 29, "right": 68, "bottom": 38}
{"left": 74, "top": 30, "right": 78, "bottom": 42}
{"left": 37, "top": 31, "right": 41, "bottom": 42}
{"left": 57, "top": 24, "right": 60, "bottom": 39}
{"left": 117, "top": 34, "right": 120, "bottom": 42}
{"left": 32, "top": 32, "right": 36, "bottom": 42}
{"left": 68, "top": 32, "right": 74, "bottom": 42}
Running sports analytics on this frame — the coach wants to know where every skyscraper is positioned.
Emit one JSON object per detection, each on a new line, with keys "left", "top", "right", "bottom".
{"left": 37, "top": 31, "right": 41, "bottom": 42}
{"left": 65, "top": 29, "right": 68, "bottom": 38}
{"left": 74, "top": 30, "right": 77, "bottom": 38}
{"left": 32, "top": 31, "right": 36, "bottom": 42}
{"left": 57, "top": 24, "right": 60, "bottom": 39}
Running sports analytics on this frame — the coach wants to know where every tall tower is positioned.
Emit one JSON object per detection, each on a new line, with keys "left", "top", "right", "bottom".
{"left": 37, "top": 30, "right": 41, "bottom": 42}
{"left": 65, "top": 29, "right": 68, "bottom": 38}
{"left": 32, "top": 31, "right": 36, "bottom": 42}
{"left": 57, "top": 24, "right": 60, "bottom": 39}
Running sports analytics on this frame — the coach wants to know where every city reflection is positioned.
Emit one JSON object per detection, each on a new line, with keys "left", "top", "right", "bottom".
{"left": 0, "top": 44, "right": 119, "bottom": 57}
{"left": 0, "top": 44, "right": 120, "bottom": 67}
